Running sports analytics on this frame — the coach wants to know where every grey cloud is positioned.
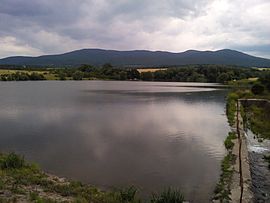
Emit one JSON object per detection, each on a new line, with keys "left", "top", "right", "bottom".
{"left": 0, "top": 0, "right": 85, "bottom": 31}
{"left": 0, "top": 0, "right": 269, "bottom": 58}
{"left": 238, "top": 45, "right": 270, "bottom": 53}
{"left": 97, "top": 0, "right": 210, "bottom": 21}
{"left": 0, "top": 0, "right": 49, "bottom": 16}
{"left": 231, "top": 44, "right": 270, "bottom": 58}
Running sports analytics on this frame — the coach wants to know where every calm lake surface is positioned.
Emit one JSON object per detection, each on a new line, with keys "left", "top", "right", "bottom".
{"left": 0, "top": 81, "right": 229, "bottom": 202}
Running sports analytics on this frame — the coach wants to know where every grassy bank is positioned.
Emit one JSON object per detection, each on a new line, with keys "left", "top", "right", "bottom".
{"left": 213, "top": 84, "right": 240, "bottom": 202}
{"left": 214, "top": 78, "right": 256, "bottom": 201}
{"left": 213, "top": 132, "right": 237, "bottom": 202}
{"left": 0, "top": 153, "right": 185, "bottom": 203}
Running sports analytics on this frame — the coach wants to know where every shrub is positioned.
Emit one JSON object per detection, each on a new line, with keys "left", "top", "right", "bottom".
{"left": 151, "top": 188, "right": 184, "bottom": 203}
{"left": 29, "top": 72, "right": 46, "bottom": 80}
{"left": 0, "top": 152, "right": 25, "bottom": 169}
{"left": 118, "top": 186, "right": 138, "bottom": 202}
{"left": 259, "top": 72, "right": 270, "bottom": 91}
{"left": 224, "top": 132, "right": 237, "bottom": 150}
{"left": 72, "top": 71, "right": 83, "bottom": 80}
{"left": 58, "top": 72, "right": 66, "bottom": 80}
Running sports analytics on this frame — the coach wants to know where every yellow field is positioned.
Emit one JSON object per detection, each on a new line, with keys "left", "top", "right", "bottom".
{"left": 0, "top": 69, "right": 57, "bottom": 80}
{"left": 137, "top": 68, "right": 167, "bottom": 73}
{"left": 0, "top": 69, "right": 46, "bottom": 74}
{"left": 248, "top": 77, "right": 258, "bottom": 81}
{"left": 252, "top": 67, "right": 270, "bottom": 71}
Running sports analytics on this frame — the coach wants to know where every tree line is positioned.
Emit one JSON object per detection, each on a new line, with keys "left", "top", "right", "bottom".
{"left": 0, "top": 64, "right": 268, "bottom": 83}
{"left": 0, "top": 72, "right": 45, "bottom": 81}
{"left": 250, "top": 72, "right": 270, "bottom": 95}
{"left": 53, "top": 64, "right": 264, "bottom": 83}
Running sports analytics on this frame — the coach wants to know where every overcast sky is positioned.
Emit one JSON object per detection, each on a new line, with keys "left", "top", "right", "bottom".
{"left": 0, "top": 0, "right": 270, "bottom": 59}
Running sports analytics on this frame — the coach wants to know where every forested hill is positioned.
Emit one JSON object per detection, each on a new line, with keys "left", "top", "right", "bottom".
{"left": 0, "top": 49, "right": 270, "bottom": 67}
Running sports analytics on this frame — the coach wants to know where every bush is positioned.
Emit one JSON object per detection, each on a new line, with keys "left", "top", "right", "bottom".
{"left": 259, "top": 72, "right": 270, "bottom": 91}
{"left": 151, "top": 188, "right": 184, "bottom": 203}
{"left": 29, "top": 72, "right": 46, "bottom": 80}
{"left": 224, "top": 132, "right": 237, "bottom": 150}
{"left": 58, "top": 72, "right": 66, "bottom": 80}
{"left": 72, "top": 71, "right": 83, "bottom": 80}
{"left": 0, "top": 152, "right": 25, "bottom": 169}
{"left": 118, "top": 186, "right": 138, "bottom": 202}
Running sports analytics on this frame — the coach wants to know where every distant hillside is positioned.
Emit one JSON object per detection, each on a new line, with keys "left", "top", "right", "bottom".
{"left": 0, "top": 49, "right": 270, "bottom": 67}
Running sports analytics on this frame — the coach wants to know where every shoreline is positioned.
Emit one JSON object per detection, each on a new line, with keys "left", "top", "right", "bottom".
{"left": 0, "top": 152, "right": 140, "bottom": 203}
{"left": 0, "top": 152, "right": 186, "bottom": 203}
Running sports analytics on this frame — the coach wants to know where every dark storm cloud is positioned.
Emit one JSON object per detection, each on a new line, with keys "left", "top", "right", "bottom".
{"left": 0, "top": 0, "right": 269, "bottom": 58}
{"left": 0, "top": 0, "right": 49, "bottom": 16}
{"left": 0, "top": 0, "right": 83, "bottom": 21}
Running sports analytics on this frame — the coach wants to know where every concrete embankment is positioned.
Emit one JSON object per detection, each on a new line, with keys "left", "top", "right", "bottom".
{"left": 229, "top": 100, "right": 253, "bottom": 202}
{"left": 240, "top": 99, "right": 270, "bottom": 202}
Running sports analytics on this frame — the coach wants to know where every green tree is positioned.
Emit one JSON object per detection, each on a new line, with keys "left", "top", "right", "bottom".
{"left": 102, "top": 63, "right": 113, "bottom": 69}
{"left": 78, "top": 64, "right": 95, "bottom": 72}
{"left": 127, "top": 69, "right": 140, "bottom": 80}
{"left": 29, "top": 72, "right": 45, "bottom": 80}
{"left": 58, "top": 72, "right": 66, "bottom": 80}
{"left": 217, "top": 72, "right": 231, "bottom": 83}
{"left": 72, "top": 71, "right": 83, "bottom": 80}
{"left": 119, "top": 71, "right": 127, "bottom": 80}
{"left": 259, "top": 72, "right": 270, "bottom": 91}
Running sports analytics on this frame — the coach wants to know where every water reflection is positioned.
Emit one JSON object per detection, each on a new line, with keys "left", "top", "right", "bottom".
{"left": 0, "top": 81, "right": 229, "bottom": 202}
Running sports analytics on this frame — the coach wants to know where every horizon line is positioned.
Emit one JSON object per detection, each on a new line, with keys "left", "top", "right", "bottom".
{"left": 1, "top": 48, "right": 269, "bottom": 60}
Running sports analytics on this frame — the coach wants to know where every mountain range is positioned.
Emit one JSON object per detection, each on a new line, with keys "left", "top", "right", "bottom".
{"left": 0, "top": 49, "right": 270, "bottom": 67}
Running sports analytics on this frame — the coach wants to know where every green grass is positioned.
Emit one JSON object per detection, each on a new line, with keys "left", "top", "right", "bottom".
{"left": 118, "top": 186, "right": 139, "bottom": 203}
{"left": 43, "top": 73, "right": 59, "bottom": 80}
{"left": 29, "top": 192, "right": 59, "bottom": 203}
{"left": 0, "top": 69, "right": 47, "bottom": 75}
{"left": 213, "top": 153, "right": 236, "bottom": 202}
{"left": 226, "top": 92, "right": 238, "bottom": 126}
{"left": 224, "top": 132, "right": 237, "bottom": 150}
{"left": 0, "top": 152, "right": 26, "bottom": 169}
{"left": 0, "top": 69, "right": 58, "bottom": 80}
{"left": 246, "top": 105, "right": 270, "bottom": 140}
{"left": 150, "top": 188, "right": 184, "bottom": 203}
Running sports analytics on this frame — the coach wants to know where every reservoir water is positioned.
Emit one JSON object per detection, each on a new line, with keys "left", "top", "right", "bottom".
{"left": 0, "top": 81, "right": 229, "bottom": 202}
